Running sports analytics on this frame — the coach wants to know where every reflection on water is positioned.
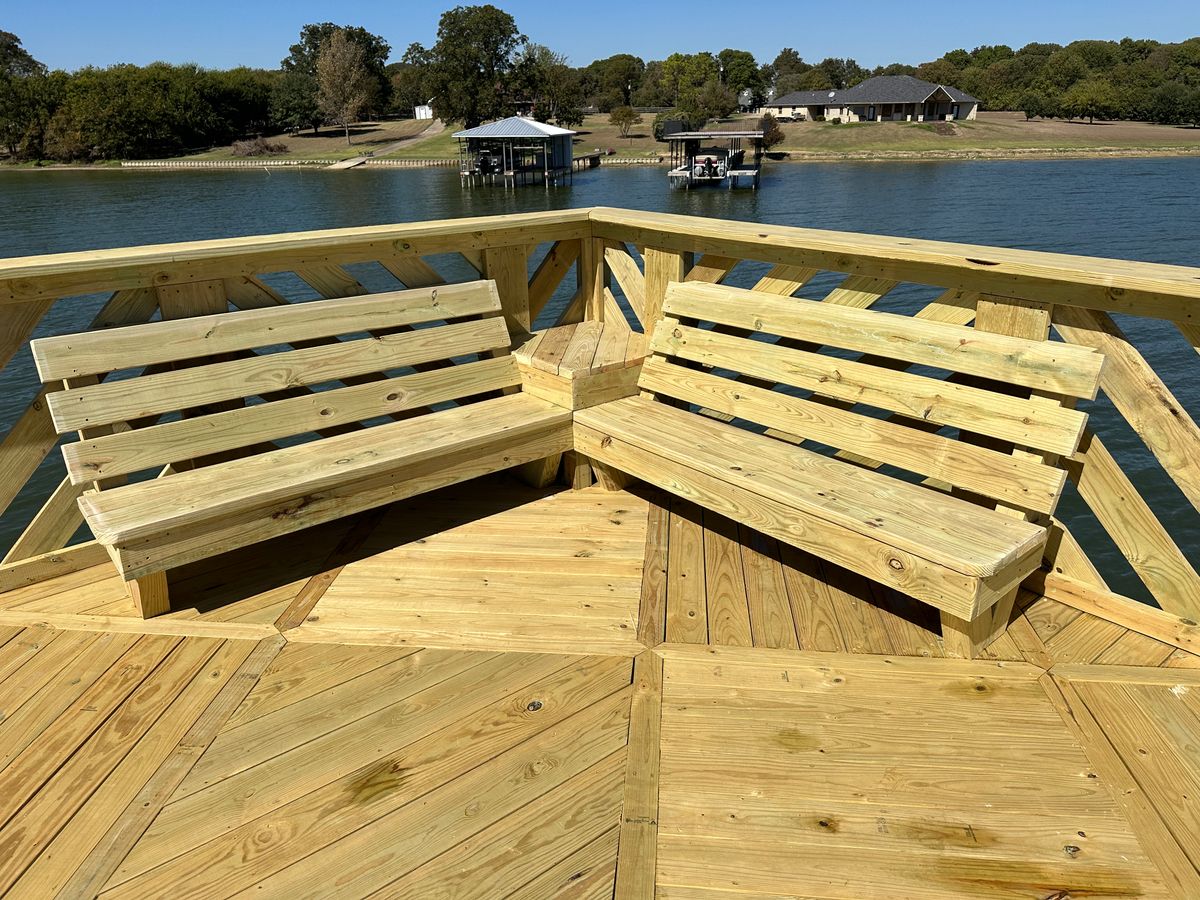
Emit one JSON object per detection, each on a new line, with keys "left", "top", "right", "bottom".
{"left": 1, "top": 159, "right": 1197, "bottom": 599}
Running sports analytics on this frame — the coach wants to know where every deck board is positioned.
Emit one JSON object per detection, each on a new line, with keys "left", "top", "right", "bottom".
{"left": 655, "top": 645, "right": 1169, "bottom": 899}
{"left": 0, "top": 476, "right": 1198, "bottom": 896}
{"left": 288, "top": 485, "right": 647, "bottom": 656}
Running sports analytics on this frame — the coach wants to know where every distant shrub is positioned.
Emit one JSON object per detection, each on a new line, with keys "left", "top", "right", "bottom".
{"left": 758, "top": 112, "right": 785, "bottom": 149}
{"left": 828, "top": 117, "right": 842, "bottom": 125}
{"left": 231, "top": 136, "right": 288, "bottom": 157}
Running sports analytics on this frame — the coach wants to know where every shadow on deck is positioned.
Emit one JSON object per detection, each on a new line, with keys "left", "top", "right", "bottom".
{"left": 1, "top": 473, "right": 1197, "bottom": 897}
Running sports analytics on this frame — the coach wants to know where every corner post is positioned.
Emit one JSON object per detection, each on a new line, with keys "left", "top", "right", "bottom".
{"left": 482, "top": 245, "right": 531, "bottom": 333}
{"left": 579, "top": 237, "right": 608, "bottom": 322}
{"left": 970, "top": 295, "right": 1056, "bottom": 651}
{"left": 643, "top": 247, "right": 688, "bottom": 324}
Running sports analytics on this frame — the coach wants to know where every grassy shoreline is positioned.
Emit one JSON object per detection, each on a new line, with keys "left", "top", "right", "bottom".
{"left": 6, "top": 111, "right": 1200, "bottom": 171}
{"left": 8, "top": 146, "right": 1200, "bottom": 172}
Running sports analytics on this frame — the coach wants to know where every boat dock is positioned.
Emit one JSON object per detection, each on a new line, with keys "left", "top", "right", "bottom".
{"left": 666, "top": 130, "right": 765, "bottom": 189}
{"left": 0, "top": 207, "right": 1197, "bottom": 897}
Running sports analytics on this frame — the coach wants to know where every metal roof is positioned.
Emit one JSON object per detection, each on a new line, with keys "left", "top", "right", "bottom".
{"left": 668, "top": 131, "right": 764, "bottom": 139}
{"left": 453, "top": 116, "right": 577, "bottom": 139}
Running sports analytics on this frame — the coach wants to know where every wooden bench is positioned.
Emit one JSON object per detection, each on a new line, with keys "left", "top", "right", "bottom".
{"left": 576, "top": 280, "right": 1105, "bottom": 656}
{"left": 31, "top": 280, "right": 573, "bottom": 617}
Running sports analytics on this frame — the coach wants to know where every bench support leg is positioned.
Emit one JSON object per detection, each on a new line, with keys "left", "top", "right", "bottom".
{"left": 591, "top": 460, "right": 633, "bottom": 492}
{"left": 514, "top": 453, "right": 563, "bottom": 489}
{"left": 563, "top": 451, "right": 594, "bottom": 490}
{"left": 940, "top": 587, "right": 1019, "bottom": 659}
{"left": 128, "top": 572, "right": 170, "bottom": 619}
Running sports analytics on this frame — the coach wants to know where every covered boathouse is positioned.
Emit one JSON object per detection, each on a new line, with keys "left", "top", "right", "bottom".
{"left": 454, "top": 115, "right": 577, "bottom": 187}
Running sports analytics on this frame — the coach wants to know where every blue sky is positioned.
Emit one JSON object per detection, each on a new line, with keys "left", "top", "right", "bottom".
{"left": 8, "top": 0, "right": 1200, "bottom": 71}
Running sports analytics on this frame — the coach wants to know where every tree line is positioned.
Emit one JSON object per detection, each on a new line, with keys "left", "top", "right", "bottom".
{"left": 3, "top": 7, "right": 1200, "bottom": 162}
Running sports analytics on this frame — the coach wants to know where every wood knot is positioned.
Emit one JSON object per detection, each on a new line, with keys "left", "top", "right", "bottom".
{"left": 887, "top": 558, "right": 904, "bottom": 571}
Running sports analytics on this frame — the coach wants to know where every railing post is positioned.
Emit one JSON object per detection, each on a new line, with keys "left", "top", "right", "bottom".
{"left": 943, "top": 294, "right": 1055, "bottom": 656}
{"left": 578, "top": 237, "right": 608, "bottom": 322}
{"left": 643, "top": 247, "right": 688, "bottom": 324}
{"left": 482, "top": 245, "right": 531, "bottom": 333}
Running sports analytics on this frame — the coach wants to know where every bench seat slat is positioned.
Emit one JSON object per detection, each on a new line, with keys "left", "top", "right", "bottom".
{"left": 108, "top": 400, "right": 573, "bottom": 581}
{"left": 62, "top": 355, "right": 521, "bottom": 484}
{"left": 663, "top": 281, "right": 1104, "bottom": 399}
{"left": 639, "top": 356, "right": 1066, "bottom": 514}
{"left": 81, "top": 393, "right": 570, "bottom": 547}
{"left": 31, "top": 282, "right": 498, "bottom": 381}
{"left": 575, "top": 396, "right": 1046, "bottom": 579}
{"left": 47, "top": 317, "right": 511, "bottom": 433}
{"left": 652, "top": 321, "right": 1088, "bottom": 456}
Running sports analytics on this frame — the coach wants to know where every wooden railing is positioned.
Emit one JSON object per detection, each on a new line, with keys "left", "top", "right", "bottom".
{"left": 1, "top": 206, "right": 1197, "bottom": 627}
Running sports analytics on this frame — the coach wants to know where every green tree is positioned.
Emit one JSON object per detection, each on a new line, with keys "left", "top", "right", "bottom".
{"left": 1067, "top": 40, "right": 1120, "bottom": 72}
{"left": 633, "top": 60, "right": 673, "bottom": 107}
{"left": 512, "top": 44, "right": 584, "bottom": 126}
{"left": 793, "top": 68, "right": 835, "bottom": 91}
{"left": 585, "top": 54, "right": 644, "bottom": 107}
{"left": 387, "top": 44, "right": 433, "bottom": 117}
{"left": 678, "top": 79, "right": 736, "bottom": 124}
{"left": 271, "top": 70, "right": 321, "bottom": 134}
{"left": 0, "top": 30, "right": 49, "bottom": 157}
{"left": 1019, "top": 89, "right": 1055, "bottom": 119}
{"left": 426, "top": 4, "right": 525, "bottom": 128}
{"left": 210, "top": 67, "right": 277, "bottom": 138}
{"left": 873, "top": 63, "right": 916, "bottom": 77}
{"left": 815, "top": 57, "right": 866, "bottom": 89}
{"left": 660, "top": 52, "right": 719, "bottom": 104}
{"left": 915, "top": 58, "right": 960, "bottom": 85}
{"left": 282, "top": 23, "right": 391, "bottom": 113}
{"left": 969, "top": 45, "right": 1015, "bottom": 68}
{"left": 0, "top": 30, "right": 43, "bottom": 77}
{"left": 770, "top": 48, "right": 809, "bottom": 81}
{"left": 1061, "top": 77, "right": 1119, "bottom": 123}
{"left": 1039, "top": 49, "right": 1090, "bottom": 91}
{"left": 717, "top": 49, "right": 762, "bottom": 99}
{"left": 943, "top": 49, "right": 972, "bottom": 69}
{"left": 1150, "top": 80, "right": 1200, "bottom": 125}
{"left": 316, "top": 30, "right": 373, "bottom": 144}
{"left": 609, "top": 105, "right": 642, "bottom": 140}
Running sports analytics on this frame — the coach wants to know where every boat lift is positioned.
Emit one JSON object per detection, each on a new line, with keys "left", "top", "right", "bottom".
{"left": 666, "top": 130, "right": 765, "bottom": 189}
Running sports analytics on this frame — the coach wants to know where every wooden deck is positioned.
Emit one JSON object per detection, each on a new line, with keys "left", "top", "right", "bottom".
{"left": 1, "top": 475, "right": 1198, "bottom": 898}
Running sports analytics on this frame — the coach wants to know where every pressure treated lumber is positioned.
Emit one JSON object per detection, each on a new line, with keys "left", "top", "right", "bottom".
{"left": 589, "top": 206, "right": 1200, "bottom": 321}
{"left": 0, "top": 208, "right": 591, "bottom": 304}
{"left": 581, "top": 281, "right": 1101, "bottom": 653}
{"left": 30, "top": 280, "right": 572, "bottom": 614}
{"left": 664, "top": 281, "right": 1104, "bottom": 398}
{"left": 33, "top": 281, "right": 500, "bottom": 381}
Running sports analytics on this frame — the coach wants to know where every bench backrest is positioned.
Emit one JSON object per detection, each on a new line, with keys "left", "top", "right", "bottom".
{"left": 32, "top": 279, "right": 517, "bottom": 487}
{"left": 641, "top": 280, "right": 1105, "bottom": 518}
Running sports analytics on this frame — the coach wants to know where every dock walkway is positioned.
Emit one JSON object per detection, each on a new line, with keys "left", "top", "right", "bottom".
{"left": 0, "top": 476, "right": 1197, "bottom": 898}
{"left": 0, "top": 206, "right": 1197, "bottom": 897}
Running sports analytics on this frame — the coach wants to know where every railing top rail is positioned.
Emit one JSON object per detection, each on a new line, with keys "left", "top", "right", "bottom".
{"left": 589, "top": 207, "right": 1200, "bottom": 322}
{"left": 0, "top": 208, "right": 592, "bottom": 304}
{"left": 2, "top": 205, "right": 1199, "bottom": 322}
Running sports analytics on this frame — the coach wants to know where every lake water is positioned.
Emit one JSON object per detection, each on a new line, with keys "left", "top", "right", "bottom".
{"left": 2, "top": 160, "right": 1198, "bottom": 600}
